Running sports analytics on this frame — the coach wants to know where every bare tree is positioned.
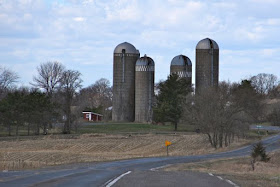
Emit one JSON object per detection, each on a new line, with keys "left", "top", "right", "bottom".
{"left": 91, "top": 78, "right": 112, "bottom": 105}
{"left": 79, "top": 78, "right": 112, "bottom": 120}
{"left": 250, "top": 73, "right": 278, "bottom": 96}
{"left": 60, "top": 70, "right": 82, "bottom": 134}
{"left": 268, "top": 84, "right": 280, "bottom": 98}
{"left": 31, "top": 62, "right": 65, "bottom": 96}
{"left": 186, "top": 81, "right": 253, "bottom": 148}
{"left": 267, "top": 102, "right": 280, "bottom": 126}
{"left": 0, "top": 66, "right": 19, "bottom": 97}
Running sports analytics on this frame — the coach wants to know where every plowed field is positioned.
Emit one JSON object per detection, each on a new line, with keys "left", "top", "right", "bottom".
{"left": 0, "top": 133, "right": 249, "bottom": 170}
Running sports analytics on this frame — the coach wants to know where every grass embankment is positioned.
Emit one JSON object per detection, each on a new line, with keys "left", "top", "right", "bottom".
{"left": 0, "top": 122, "right": 197, "bottom": 137}
{"left": 77, "top": 122, "right": 196, "bottom": 134}
{"left": 0, "top": 126, "right": 62, "bottom": 137}
{"left": 246, "top": 130, "right": 278, "bottom": 139}
{"left": 164, "top": 151, "right": 280, "bottom": 187}
{"left": 1, "top": 121, "right": 277, "bottom": 137}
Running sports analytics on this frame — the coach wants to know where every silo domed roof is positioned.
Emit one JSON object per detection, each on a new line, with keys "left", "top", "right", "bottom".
{"left": 196, "top": 38, "right": 219, "bottom": 50}
{"left": 171, "top": 55, "right": 192, "bottom": 66}
{"left": 136, "top": 55, "right": 154, "bottom": 66}
{"left": 114, "top": 42, "right": 138, "bottom": 54}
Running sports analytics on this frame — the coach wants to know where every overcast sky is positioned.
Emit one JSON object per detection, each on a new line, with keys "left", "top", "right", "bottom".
{"left": 1, "top": 0, "right": 280, "bottom": 88}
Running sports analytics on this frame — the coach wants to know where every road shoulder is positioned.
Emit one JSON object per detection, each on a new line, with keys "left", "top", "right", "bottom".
{"left": 163, "top": 151, "right": 280, "bottom": 187}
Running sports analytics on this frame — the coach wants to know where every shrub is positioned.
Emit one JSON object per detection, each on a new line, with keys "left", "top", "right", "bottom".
{"left": 251, "top": 142, "right": 270, "bottom": 162}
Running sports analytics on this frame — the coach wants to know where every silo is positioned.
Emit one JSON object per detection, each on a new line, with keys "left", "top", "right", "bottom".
{"left": 135, "top": 55, "right": 155, "bottom": 123}
{"left": 170, "top": 54, "right": 192, "bottom": 84}
{"left": 195, "top": 38, "right": 219, "bottom": 92}
{"left": 112, "top": 42, "right": 140, "bottom": 122}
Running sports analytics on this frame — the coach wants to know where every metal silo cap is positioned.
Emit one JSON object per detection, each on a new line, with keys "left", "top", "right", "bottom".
{"left": 171, "top": 55, "right": 192, "bottom": 66}
{"left": 136, "top": 54, "right": 155, "bottom": 66}
{"left": 114, "top": 42, "right": 138, "bottom": 54}
{"left": 196, "top": 38, "right": 219, "bottom": 50}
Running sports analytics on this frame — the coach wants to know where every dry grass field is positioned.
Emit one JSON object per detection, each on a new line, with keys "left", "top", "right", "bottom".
{"left": 0, "top": 133, "right": 250, "bottom": 171}
{"left": 164, "top": 151, "right": 280, "bottom": 187}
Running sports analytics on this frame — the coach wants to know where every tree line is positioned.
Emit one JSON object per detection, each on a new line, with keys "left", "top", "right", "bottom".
{"left": 154, "top": 73, "right": 280, "bottom": 148}
{"left": 1, "top": 61, "right": 279, "bottom": 143}
{"left": 0, "top": 62, "right": 112, "bottom": 136}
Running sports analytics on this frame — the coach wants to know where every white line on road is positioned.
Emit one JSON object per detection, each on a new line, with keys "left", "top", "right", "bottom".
{"left": 105, "top": 171, "right": 131, "bottom": 187}
{"left": 226, "top": 179, "right": 239, "bottom": 187}
{"left": 208, "top": 173, "right": 239, "bottom": 187}
{"left": 150, "top": 164, "right": 171, "bottom": 171}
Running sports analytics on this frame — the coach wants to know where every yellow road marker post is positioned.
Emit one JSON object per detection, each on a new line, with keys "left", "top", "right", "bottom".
{"left": 165, "top": 140, "right": 171, "bottom": 156}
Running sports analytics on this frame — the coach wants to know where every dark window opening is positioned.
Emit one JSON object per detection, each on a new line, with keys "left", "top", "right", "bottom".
{"left": 209, "top": 39, "right": 214, "bottom": 49}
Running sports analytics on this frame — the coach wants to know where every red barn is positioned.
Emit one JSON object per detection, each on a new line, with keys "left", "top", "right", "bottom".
{"left": 82, "top": 112, "right": 103, "bottom": 122}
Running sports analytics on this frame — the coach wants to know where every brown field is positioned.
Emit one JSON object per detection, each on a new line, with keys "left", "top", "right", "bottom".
{"left": 164, "top": 151, "right": 280, "bottom": 187}
{"left": 0, "top": 133, "right": 250, "bottom": 171}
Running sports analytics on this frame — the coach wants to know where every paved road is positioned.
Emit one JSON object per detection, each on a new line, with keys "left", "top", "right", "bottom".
{"left": 250, "top": 125, "right": 280, "bottom": 131}
{"left": 1, "top": 133, "right": 280, "bottom": 187}
{"left": 113, "top": 170, "right": 236, "bottom": 187}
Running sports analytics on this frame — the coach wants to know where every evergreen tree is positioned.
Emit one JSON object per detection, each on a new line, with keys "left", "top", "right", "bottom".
{"left": 251, "top": 142, "right": 270, "bottom": 162}
{"left": 0, "top": 91, "right": 26, "bottom": 136}
{"left": 232, "top": 79, "right": 264, "bottom": 122}
{"left": 25, "top": 91, "right": 56, "bottom": 135}
{"left": 154, "top": 74, "right": 192, "bottom": 130}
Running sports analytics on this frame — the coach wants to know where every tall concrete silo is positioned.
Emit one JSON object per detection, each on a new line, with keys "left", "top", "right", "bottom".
{"left": 195, "top": 38, "right": 219, "bottom": 92}
{"left": 170, "top": 54, "right": 192, "bottom": 84}
{"left": 112, "top": 42, "right": 140, "bottom": 122}
{"left": 135, "top": 55, "right": 155, "bottom": 123}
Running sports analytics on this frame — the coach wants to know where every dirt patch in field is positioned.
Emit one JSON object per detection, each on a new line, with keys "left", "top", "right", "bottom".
{"left": 0, "top": 133, "right": 249, "bottom": 170}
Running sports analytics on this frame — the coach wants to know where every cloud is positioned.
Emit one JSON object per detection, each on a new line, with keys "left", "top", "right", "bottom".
{"left": 0, "top": 0, "right": 279, "bottom": 87}
{"left": 220, "top": 48, "right": 280, "bottom": 82}
{"left": 73, "top": 17, "right": 85, "bottom": 22}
